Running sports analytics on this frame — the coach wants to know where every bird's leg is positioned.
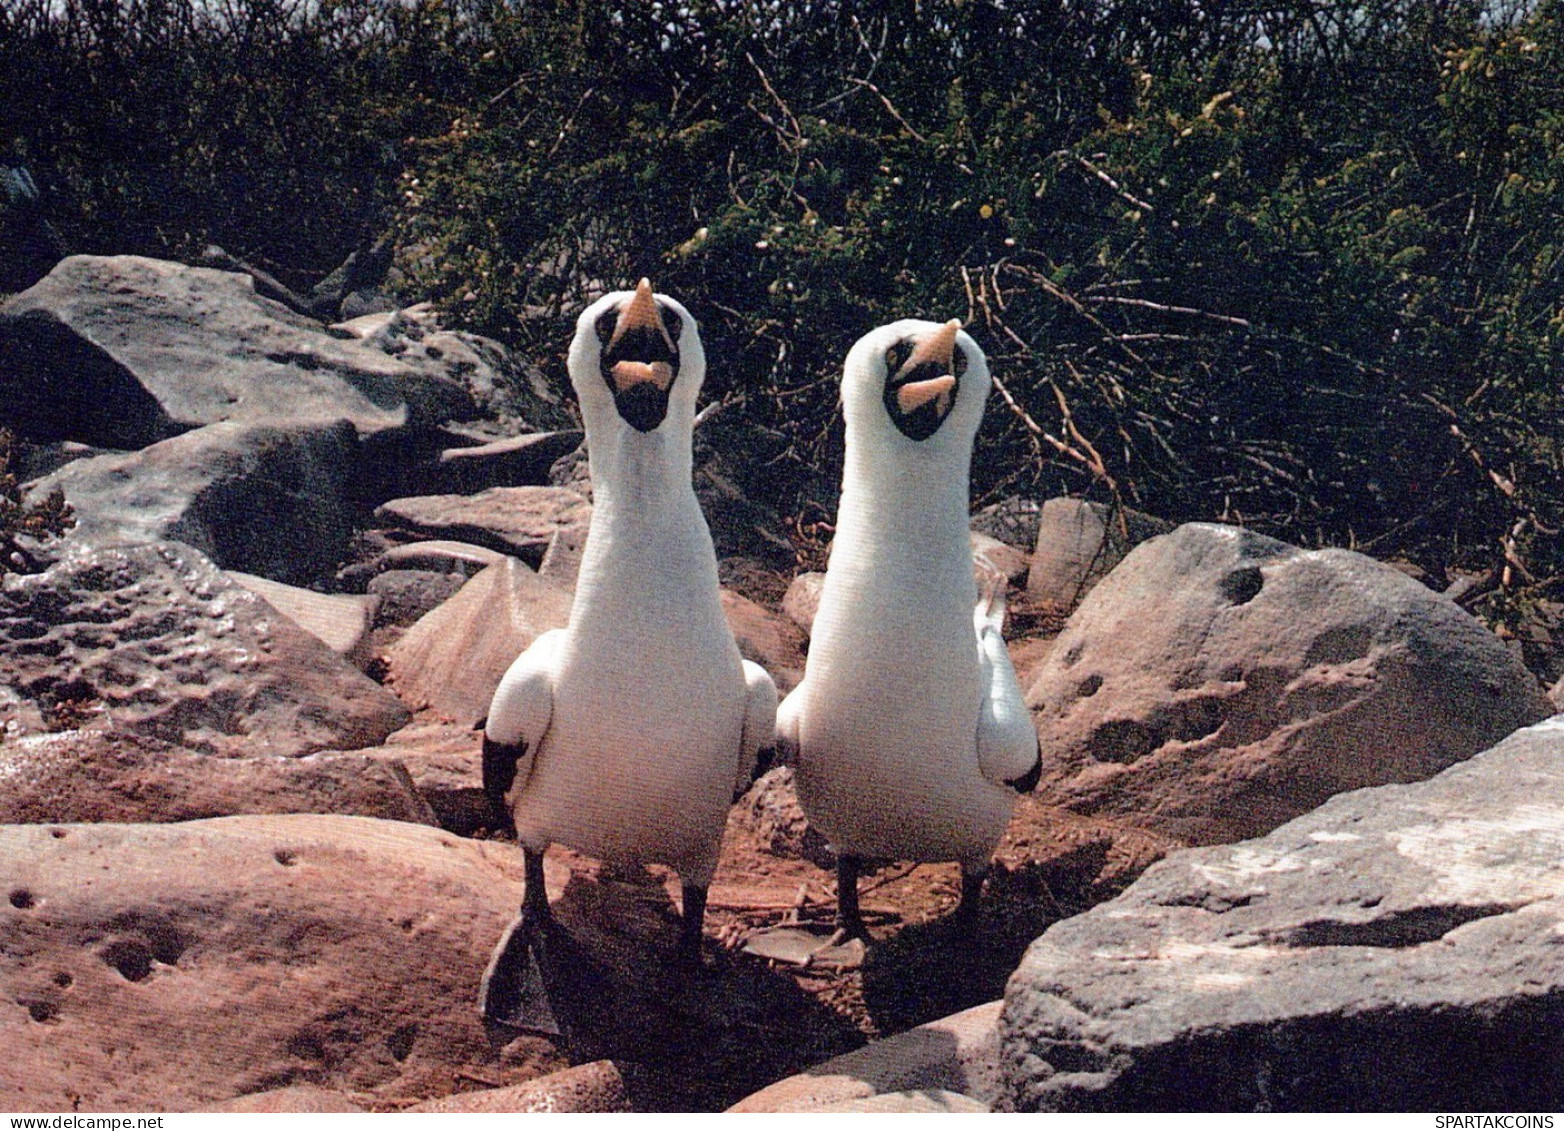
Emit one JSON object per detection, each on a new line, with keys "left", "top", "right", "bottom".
{"left": 956, "top": 862, "right": 988, "bottom": 925}
{"left": 678, "top": 882, "right": 708, "bottom": 969}
{"left": 478, "top": 846, "right": 560, "bottom": 1033}
{"left": 522, "top": 845, "right": 551, "bottom": 919}
{"left": 829, "top": 854, "right": 870, "bottom": 946}
{"left": 737, "top": 854, "right": 869, "bottom": 970}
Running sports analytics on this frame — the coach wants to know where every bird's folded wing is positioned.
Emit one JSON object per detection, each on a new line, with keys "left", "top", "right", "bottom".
{"left": 975, "top": 620, "right": 1041, "bottom": 786}
{"left": 484, "top": 628, "right": 565, "bottom": 813}
{"left": 736, "top": 659, "right": 780, "bottom": 797}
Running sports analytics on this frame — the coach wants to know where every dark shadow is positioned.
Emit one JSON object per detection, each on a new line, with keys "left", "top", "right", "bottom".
{"left": 859, "top": 848, "right": 1140, "bottom": 1035}
{"left": 488, "top": 870, "right": 866, "bottom": 1112}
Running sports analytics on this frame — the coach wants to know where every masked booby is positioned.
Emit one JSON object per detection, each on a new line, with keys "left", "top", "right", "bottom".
{"left": 772, "top": 319, "right": 1041, "bottom": 960}
{"left": 479, "top": 280, "right": 778, "bottom": 1028}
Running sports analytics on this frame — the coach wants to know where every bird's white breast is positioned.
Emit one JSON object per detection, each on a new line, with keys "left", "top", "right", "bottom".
{"left": 795, "top": 503, "right": 1016, "bottom": 865}
{"left": 512, "top": 499, "right": 747, "bottom": 884}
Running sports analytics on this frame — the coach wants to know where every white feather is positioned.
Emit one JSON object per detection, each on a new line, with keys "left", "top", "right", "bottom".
{"left": 486, "top": 627, "right": 564, "bottom": 803}
{"left": 486, "top": 286, "right": 778, "bottom": 887}
{"left": 790, "top": 320, "right": 1032, "bottom": 868}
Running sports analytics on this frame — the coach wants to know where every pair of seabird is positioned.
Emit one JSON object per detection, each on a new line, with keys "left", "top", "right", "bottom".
{"left": 479, "top": 282, "right": 1037, "bottom": 1026}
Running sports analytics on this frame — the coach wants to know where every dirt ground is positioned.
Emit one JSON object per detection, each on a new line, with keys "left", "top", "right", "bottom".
{"left": 441, "top": 791, "right": 1179, "bottom": 1112}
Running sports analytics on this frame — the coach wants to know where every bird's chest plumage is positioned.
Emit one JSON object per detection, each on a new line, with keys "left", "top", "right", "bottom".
{"left": 804, "top": 557, "right": 982, "bottom": 768}
{"left": 512, "top": 511, "right": 744, "bottom": 876}
{"left": 792, "top": 521, "right": 1014, "bottom": 863}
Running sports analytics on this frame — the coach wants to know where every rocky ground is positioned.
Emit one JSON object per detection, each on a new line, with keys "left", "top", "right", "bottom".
{"left": 1, "top": 256, "right": 1561, "bottom": 1113}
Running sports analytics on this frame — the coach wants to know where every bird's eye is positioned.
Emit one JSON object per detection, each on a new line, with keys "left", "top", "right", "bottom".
{"left": 595, "top": 310, "right": 618, "bottom": 346}
{"left": 659, "top": 304, "right": 682, "bottom": 344}
{"left": 884, "top": 340, "right": 914, "bottom": 375}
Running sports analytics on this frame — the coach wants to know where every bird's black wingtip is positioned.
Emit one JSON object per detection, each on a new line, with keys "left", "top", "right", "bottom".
{"left": 481, "top": 733, "right": 524, "bottom": 834}
{"left": 1007, "top": 742, "right": 1043, "bottom": 794}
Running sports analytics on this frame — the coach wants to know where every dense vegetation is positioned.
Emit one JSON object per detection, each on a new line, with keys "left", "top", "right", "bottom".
{"left": 2, "top": 0, "right": 1560, "bottom": 607}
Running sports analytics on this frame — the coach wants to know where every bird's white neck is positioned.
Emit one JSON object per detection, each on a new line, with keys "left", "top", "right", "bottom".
{"left": 835, "top": 431, "right": 974, "bottom": 561}
{"left": 569, "top": 414, "right": 719, "bottom": 630}
{"left": 585, "top": 422, "right": 697, "bottom": 521}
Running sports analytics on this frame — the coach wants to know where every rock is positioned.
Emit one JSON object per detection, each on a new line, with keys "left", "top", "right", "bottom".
{"left": 434, "top": 430, "right": 585, "bottom": 494}
{"left": 359, "top": 721, "right": 489, "bottom": 834}
{"left": 538, "top": 521, "right": 591, "bottom": 588}
{"left": 0, "top": 814, "right": 570, "bottom": 1111}
{"left": 818, "top": 1089, "right": 990, "bottom": 1113}
{"left": 37, "top": 419, "right": 358, "bottom": 586}
{"left": 0, "top": 538, "right": 409, "bottom": 756}
{"left": 721, "top": 589, "right": 806, "bottom": 693}
{"left": 356, "top": 427, "right": 584, "bottom": 506}
{"left": 1000, "top": 716, "right": 1564, "bottom": 1112}
{"left": 729, "top": 1000, "right": 1004, "bottom": 1112}
{"left": 971, "top": 530, "right": 1030, "bottom": 584}
{"left": 199, "top": 1085, "right": 367, "bottom": 1113}
{"left": 336, "top": 538, "right": 507, "bottom": 593}
{"left": 971, "top": 495, "right": 1043, "bottom": 555}
{"left": 737, "top": 766, "right": 835, "bottom": 870}
{"left": 0, "top": 255, "right": 479, "bottom": 448}
{"left": 366, "top": 569, "right": 467, "bottom": 629}
{"left": 309, "top": 236, "right": 394, "bottom": 321}
{"left": 548, "top": 444, "right": 592, "bottom": 496}
{"left": 405, "top": 1060, "right": 629, "bottom": 1113}
{"left": 196, "top": 244, "right": 315, "bottom": 317}
{"left": 227, "top": 571, "right": 377, "bottom": 668}
{"left": 374, "top": 486, "right": 592, "bottom": 568}
{"left": 1027, "top": 523, "right": 1552, "bottom": 845}
{"left": 1550, "top": 675, "right": 1563, "bottom": 713}
{"left": 15, "top": 438, "right": 102, "bottom": 482}
{"left": 1026, "top": 497, "right": 1169, "bottom": 611}
{"left": 780, "top": 571, "right": 825, "bottom": 636}
{"left": 0, "top": 731, "right": 436, "bottom": 825}
{"left": 330, "top": 302, "right": 571, "bottom": 429}
{"left": 385, "top": 556, "right": 571, "bottom": 727}
{"left": 376, "top": 539, "right": 509, "bottom": 576}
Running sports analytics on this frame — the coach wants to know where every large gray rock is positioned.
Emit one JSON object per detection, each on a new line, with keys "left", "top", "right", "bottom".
{"left": 385, "top": 556, "right": 571, "bottom": 727}
{"left": 0, "top": 255, "right": 479, "bottom": 448}
{"left": 1000, "top": 716, "right": 1564, "bottom": 1112}
{"left": 331, "top": 302, "right": 573, "bottom": 430}
{"left": 0, "top": 731, "right": 436, "bottom": 826}
{"left": 0, "top": 815, "right": 568, "bottom": 1111}
{"left": 1028, "top": 523, "right": 1551, "bottom": 844}
{"left": 0, "top": 538, "right": 409, "bottom": 756}
{"left": 36, "top": 419, "right": 358, "bottom": 585}
{"left": 374, "top": 486, "right": 592, "bottom": 567}
{"left": 1026, "top": 497, "right": 1170, "bottom": 610}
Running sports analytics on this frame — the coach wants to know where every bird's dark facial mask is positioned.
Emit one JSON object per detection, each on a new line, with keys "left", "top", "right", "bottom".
{"left": 882, "top": 322, "right": 965, "bottom": 441}
{"left": 596, "top": 282, "right": 682, "bottom": 433}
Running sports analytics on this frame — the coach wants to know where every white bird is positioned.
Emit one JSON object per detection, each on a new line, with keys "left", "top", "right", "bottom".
{"left": 479, "top": 279, "right": 778, "bottom": 1028}
{"left": 775, "top": 318, "right": 1040, "bottom": 956}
